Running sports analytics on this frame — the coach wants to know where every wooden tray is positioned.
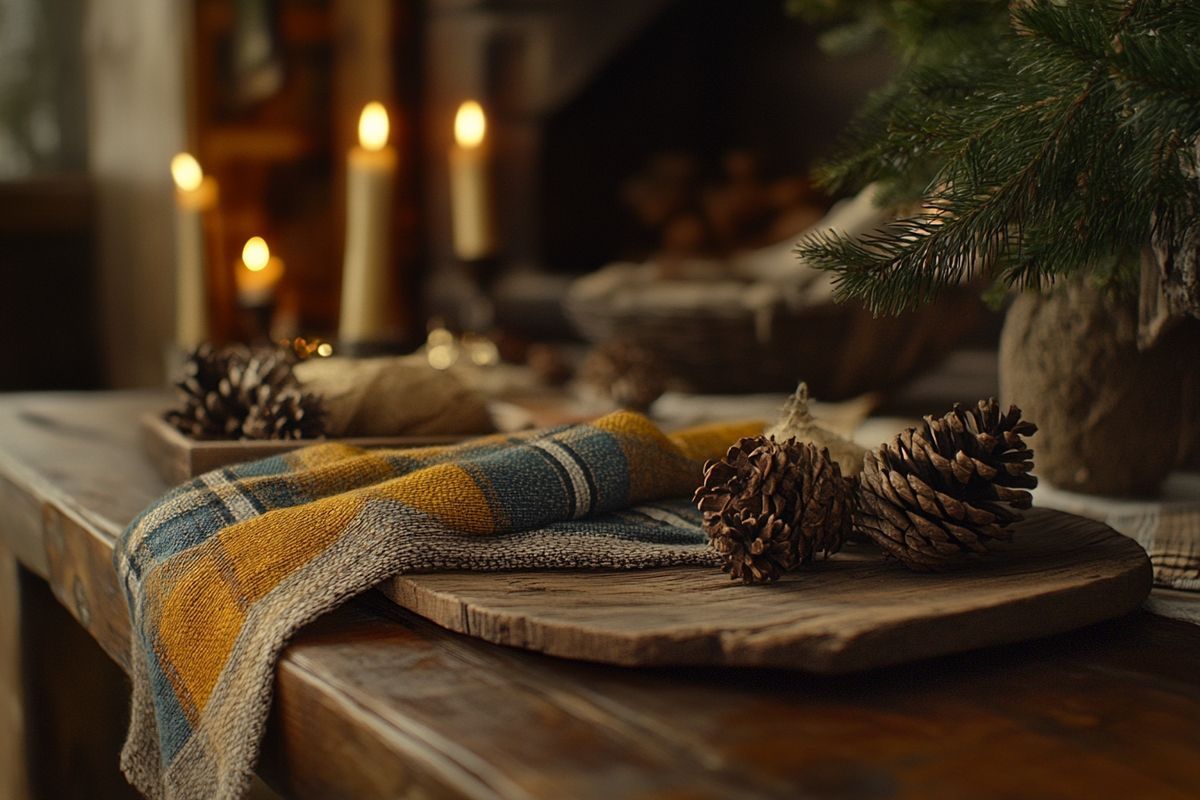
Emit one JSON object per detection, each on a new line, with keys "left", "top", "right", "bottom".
{"left": 381, "top": 508, "right": 1152, "bottom": 673}
{"left": 141, "top": 414, "right": 466, "bottom": 485}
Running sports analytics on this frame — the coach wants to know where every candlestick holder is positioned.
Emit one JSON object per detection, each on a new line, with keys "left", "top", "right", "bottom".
{"left": 236, "top": 300, "right": 276, "bottom": 344}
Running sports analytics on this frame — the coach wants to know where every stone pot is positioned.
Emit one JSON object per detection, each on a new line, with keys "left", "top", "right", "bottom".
{"left": 999, "top": 282, "right": 1200, "bottom": 497}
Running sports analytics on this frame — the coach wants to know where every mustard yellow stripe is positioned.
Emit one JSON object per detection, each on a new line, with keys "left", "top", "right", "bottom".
{"left": 374, "top": 463, "right": 496, "bottom": 534}
{"left": 590, "top": 410, "right": 674, "bottom": 445}
{"left": 284, "top": 441, "right": 365, "bottom": 470}
{"left": 670, "top": 420, "right": 763, "bottom": 463}
{"left": 154, "top": 551, "right": 246, "bottom": 715}
{"left": 218, "top": 490, "right": 369, "bottom": 604}
{"left": 289, "top": 450, "right": 397, "bottom": 500}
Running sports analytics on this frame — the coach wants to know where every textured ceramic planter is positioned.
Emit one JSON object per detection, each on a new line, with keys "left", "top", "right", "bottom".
{"left": 999, "top": 282, "right": 1200, "bottom": 497}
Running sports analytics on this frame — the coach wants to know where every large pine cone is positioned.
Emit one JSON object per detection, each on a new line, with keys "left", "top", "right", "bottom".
{"left": 167, "top": 345, "right": 325, "bottom": 441}
{"left": 693, "top": 436, "right": 853, "bottom": 584}
{"left": 857, "top": 399, "right": 1037, "bottom": 571}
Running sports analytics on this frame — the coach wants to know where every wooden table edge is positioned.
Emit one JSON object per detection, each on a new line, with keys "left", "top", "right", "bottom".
{"left": 1, "top": 392, "right": 1198, "bottom": 800}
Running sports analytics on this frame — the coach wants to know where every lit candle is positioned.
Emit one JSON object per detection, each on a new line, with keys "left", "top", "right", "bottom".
{"left": 449, "top": 100, "right": 497, "bottom": 261}
{"left": 236, "top": 236, "right": 284, "bottom": 307}
{"left": 339, "top": 101, "right": 397, "bottom": 344}
{"left": 171, "top": 153, "right": 218, "bottom": 346}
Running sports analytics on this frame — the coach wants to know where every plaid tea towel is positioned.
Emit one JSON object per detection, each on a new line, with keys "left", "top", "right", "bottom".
{"left": 115, "top": 411, "right": 759, "bottom": 800}
{"left": 1103, "top": 508, "right": 1200, "bottom": 591}
{"left": 1034, "top": 477, "right": 1200, "bottom": 592}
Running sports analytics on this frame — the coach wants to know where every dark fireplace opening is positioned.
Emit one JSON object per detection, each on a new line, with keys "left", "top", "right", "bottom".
{"left": 535, "top": 0, "right": 894, "bottom": 273}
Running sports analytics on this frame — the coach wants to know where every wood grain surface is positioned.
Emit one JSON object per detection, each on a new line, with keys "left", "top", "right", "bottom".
{"left": 1, "top": 392, "right": 1198, "bottom": 800}
{"left": 267, "top": 596, "right": 1200, "bottom": 800}
{"left": 382, "top": 509, "right": 1152, "bottom": 672}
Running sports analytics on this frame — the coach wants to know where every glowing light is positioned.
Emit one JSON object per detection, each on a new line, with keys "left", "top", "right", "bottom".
{"left": 463, "top": 334, "right": 499, "bottom": 366}
{"left": 170, "top": 153, "right": 203, "bottom": 192}
{"left": 427, "top": 327, "right": 455, "bottom": 347}
{"left": 469, "top": 342, "right": 498, "bottom": 366}
{"left": 242, "top": 237, "right": 270, "bottom": 272}
{"left": 358, "top": 102, "right": 390, "bottom": 151}
{"left": 427, "top": 343, "right": 458, "bottom": 370}
{"left": 454, "top": 101, "right": 486, "bottom": 149}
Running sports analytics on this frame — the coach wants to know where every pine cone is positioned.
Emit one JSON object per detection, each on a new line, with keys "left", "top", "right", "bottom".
{"left": 856, "top": 399, "right": 1037, "bottom": 571}
{"left": 166, "top": 344, "right": 242, "bottom": 439}
{"left": 166, "top": 345, "right": 325, "bottom": 441}
{"left": 693, "top": 436, "right": 853, "bottom": 584}
{"left": 580, "top": 339, "right": 666, "bottom": 411}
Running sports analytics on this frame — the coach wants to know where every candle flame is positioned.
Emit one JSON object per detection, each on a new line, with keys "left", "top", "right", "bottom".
{"left": 454, "top": 101, "right": 486, "bottom": 149}
{"left": 170, "top": 153, "right": 203, "bottom": 192}
{"left": 242, "top": 237, "right": 271, "bottom": 272}
{"left": 358, "top": 102, "right": 390, "bottom": 151}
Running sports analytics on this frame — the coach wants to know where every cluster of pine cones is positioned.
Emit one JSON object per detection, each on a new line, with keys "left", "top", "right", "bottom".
{"left": 166, "top": 344, "right": 325, "bottom": 441}
{"left": 694, "top": 399, "right": 1037, "bottom": 582}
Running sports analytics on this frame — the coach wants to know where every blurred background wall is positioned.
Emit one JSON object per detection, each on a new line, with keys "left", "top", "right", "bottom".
{"left": 0, "top": 0, "right": 184, "bottom": 389}
{"left": 0, "top": 0, "right": 893, "bottom": 391}
{"left": 84, "top": 1, "right": 188, "bottom": 387}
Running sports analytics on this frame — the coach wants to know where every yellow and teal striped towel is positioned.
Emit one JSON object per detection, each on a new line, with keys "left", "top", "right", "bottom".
{"left": 115, "top": 411, "right": 759, "bottom": 800}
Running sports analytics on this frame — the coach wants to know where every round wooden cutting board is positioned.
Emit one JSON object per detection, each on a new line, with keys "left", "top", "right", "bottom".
{"left": 380, "top": 508, "right": 1153, "bottom": 673}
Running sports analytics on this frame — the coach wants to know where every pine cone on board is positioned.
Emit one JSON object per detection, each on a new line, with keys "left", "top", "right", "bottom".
{"left": 167, "top": 345, "right": 325, "bottom": 441}
{"left": 856, "top": 399, "right": 1037, "bottom": 571}
{"left": 694, "top": 435, "right": 853, "bottom": 584}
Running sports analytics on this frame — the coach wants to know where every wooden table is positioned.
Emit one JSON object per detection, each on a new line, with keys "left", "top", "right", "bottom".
{"left": 2, "top": 392, "right": 1199, "bottom": 800}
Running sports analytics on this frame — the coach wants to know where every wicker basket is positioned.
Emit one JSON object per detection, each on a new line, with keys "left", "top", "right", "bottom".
{"left": 565, "top": 262, "right": 982, "bottom": 399}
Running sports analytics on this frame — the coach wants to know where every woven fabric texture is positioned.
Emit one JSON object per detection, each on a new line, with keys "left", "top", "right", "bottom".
{"left": 1108, "top": 508, "right": 1200, "bottom": 591}
{"left": 115, "top": 411, "right": 758, "bottom": 800}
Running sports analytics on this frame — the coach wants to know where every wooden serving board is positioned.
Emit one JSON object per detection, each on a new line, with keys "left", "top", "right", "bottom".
{"left": 381, "top": 508, "right": 1152, "bottom": 673}
{"left": 140, "top": 414, "right": 467, "bottom": 485}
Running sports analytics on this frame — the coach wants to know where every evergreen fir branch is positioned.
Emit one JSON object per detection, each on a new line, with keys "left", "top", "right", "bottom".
{"left": 805, "top": 39, "right": 1116, "bottom": 311}
{"left": 797, "top": 0, "right": 1200, "bottom": 314}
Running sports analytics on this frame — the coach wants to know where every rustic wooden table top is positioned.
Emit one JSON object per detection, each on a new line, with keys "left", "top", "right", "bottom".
{"left": 1, "top": 391, "right": 1199, "bottom": 800}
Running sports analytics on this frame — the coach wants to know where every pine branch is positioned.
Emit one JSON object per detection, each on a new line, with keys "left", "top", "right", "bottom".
{"left": 799, "top": 0, "right": 1200, "bottom": 314}
{"left": 804, "top": 41, "right": 1112, "bottom": 311}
